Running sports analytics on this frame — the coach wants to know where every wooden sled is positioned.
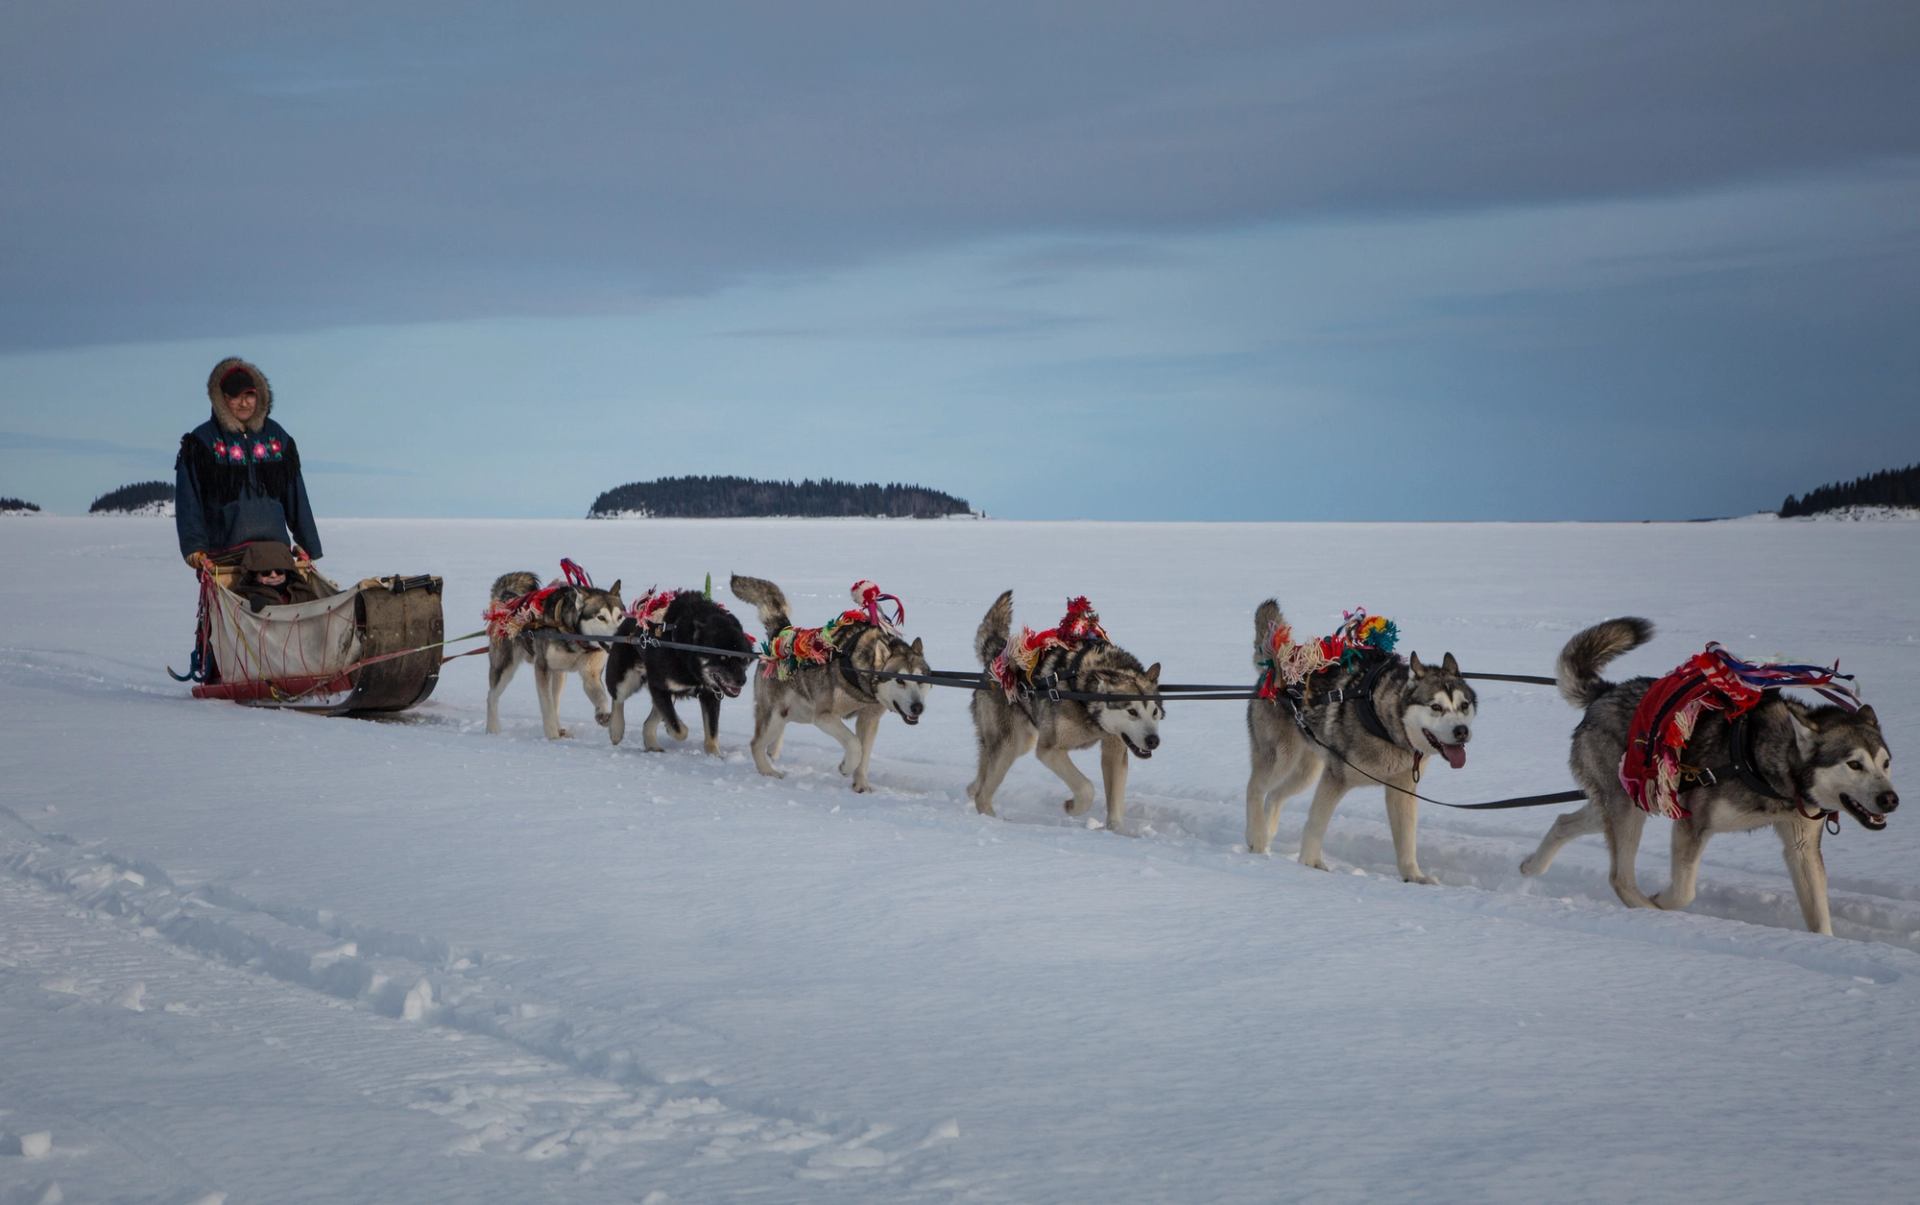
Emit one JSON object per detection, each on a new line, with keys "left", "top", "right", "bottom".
{"left": 186, "top": 561, "right": 444, "bottom": 714}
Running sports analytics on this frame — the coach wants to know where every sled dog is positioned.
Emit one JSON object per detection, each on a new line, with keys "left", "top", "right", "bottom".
{"left": 967, "top": 591, "right": 1163, "bottom": 832}
{"left": 729, "top": 574, "right": 933, "bottom": 793}
{"left": 1243, "top": 600, "right": 1475, "bottom": 882}
{"left": 485, "top": 571, "right": 624, "bottom": 740}
{"left": 1520, "top": 618, "right": 1899, "bottom": 935}
{"left": 605, "top": 590, "right": 755, "bottom": 754}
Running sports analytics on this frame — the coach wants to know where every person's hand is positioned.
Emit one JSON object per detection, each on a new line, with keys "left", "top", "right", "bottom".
{"left": 185, "top": 551, "right": 209, "bottom": 571}
{"left": 291, "top": 545, "right": 313, "bottom": 566}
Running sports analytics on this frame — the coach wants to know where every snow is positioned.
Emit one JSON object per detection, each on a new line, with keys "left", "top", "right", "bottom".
{"left": 89, "top": 500, "right": 173, "bottom": 518}
{"left": 2, "top": 516, "right": 1917, "bottom": 1203}
{"left": 1786, "top": 506, "right": 1920, "bottom": 522}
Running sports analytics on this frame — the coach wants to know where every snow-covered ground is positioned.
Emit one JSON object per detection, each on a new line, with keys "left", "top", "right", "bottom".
{"left": 1790, "top": 506, "right": 1920, "bottom": 522}
{"left": 3, "top": 517, "right": 1916, "bottom": 1203}
{"left": 88, "top": 500, "right": 173, "bottom": 518}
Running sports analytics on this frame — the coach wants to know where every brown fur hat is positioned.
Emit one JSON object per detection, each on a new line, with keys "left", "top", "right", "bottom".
{"left": 205, "top": 357, "right": 273, "bottom": 434}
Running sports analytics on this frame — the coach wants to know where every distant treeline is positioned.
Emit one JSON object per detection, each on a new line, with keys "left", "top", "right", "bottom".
{"left": 1, "top": 496, "right": 40, "bottom": 512}
{"left": 590, "top": 475, "right": 974, "bottom": 519}
{"left": 1779, "top": 463, "right": 1919, "bottom": 517}
{"left": 91, "top": 481, "right": 173, "bottom": 513}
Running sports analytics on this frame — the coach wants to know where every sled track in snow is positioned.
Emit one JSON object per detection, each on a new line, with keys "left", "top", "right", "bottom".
{"left": 0, "top": 803, "right": 977, "bottom": 1199}
{"left": 6, "top": 649, "right": 1919, "bottom": 955}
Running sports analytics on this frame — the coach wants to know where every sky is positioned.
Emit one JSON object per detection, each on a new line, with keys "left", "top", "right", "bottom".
{"left": 2, "top": 1, "right": 1917, "bottom": 520}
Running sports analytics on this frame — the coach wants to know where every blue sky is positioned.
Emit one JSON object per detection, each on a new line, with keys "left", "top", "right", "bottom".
{"left": 3, "top": 2, "right": 1916, "bottom": 519}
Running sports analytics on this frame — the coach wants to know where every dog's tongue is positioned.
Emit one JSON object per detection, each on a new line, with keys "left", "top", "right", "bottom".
{"left": 1439, "top": 743, "right": 1467, "bottom": 770}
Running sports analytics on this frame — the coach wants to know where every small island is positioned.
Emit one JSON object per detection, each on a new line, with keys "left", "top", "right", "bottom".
{"left": 590, "top": 475, "right": 977, "bottom": 519}
{"left": 90, "top": 481, "right": 175, "bottom": 517}
{"left": 1779, "top": 463, "right": 1918, "bottom": 519}
{"left": 1, "top": 496, "right": 41, "bottom": 516}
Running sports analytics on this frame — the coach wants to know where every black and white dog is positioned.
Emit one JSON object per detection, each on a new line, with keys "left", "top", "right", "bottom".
{"left": 605, "top": 589, "right": 756, "bottom": 754}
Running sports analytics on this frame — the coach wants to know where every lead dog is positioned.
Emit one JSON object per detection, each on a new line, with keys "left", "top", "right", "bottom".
{"left": 604, "top": 589, "right": 755, "bottom": 754}
{"left": 1243, "top": 600, "right": 1476, "bottom": 882}
{"left": 729, "top": 574, "right": 933, "bottom": 793}
{"left": 1521, "top": 618, "right": 1899, "bottom": 934}
{"left": 485, "top": 571, "right": 624, "bottom": 739}
{"left": 967, "top": 591, "right": 1163, "bottom": 832}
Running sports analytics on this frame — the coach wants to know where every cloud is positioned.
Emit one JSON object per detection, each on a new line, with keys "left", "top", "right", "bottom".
{"left": 4, "top": 1, "right": 1916, "bottom": 349}
{"left": 0, "top": 431, "right": 167, "bottom": 461}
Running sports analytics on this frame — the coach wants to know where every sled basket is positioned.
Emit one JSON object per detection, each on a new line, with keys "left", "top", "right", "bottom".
{"left": 190, "top": 567, "right": 444, "bottom": 714}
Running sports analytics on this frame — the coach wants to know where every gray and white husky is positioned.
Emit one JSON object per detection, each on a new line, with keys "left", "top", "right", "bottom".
{"left": 729, "top": 574, "right": 932, "bottom": 793}
{"left": 484, "top": 571, "right": 624, "bottom": 740}
{"left": 1521, "top": 618, "right": 1899, "bottom": 935}
{"left": 967, "top": 590, "right": 1163, "bottom": 833}
{"left": 1243, "top": 600, "right": 1476, "bottom": 882}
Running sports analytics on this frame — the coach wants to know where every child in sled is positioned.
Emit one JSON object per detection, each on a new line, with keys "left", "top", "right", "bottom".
{"left": 238, "top": 541, "right": 323, "bottom": 612}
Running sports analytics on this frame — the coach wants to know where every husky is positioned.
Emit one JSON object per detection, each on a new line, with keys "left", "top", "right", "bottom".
{"left": 1243, "top": 600, "right": 1475, "bottom": 882}
{"left": 604, "top": 590, "right": 755, "bottom": 754}
{"left": 484, "top": 571, "right": 624, "bottom": 740}
{"left": 728, "top": 574, "right": 933, "bottom": 793}
{"left": 967, "top": 591, "right": 1163, "bottom": 832}
{"left": 1520, "top": 618, "right": 1899, "bottom": 935}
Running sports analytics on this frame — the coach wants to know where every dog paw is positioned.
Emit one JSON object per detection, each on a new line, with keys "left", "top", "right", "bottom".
{"left": 1301, "top": 857, "right": 1330, "bottom": 872}
{"left": 1518, "top": 857, "right": 1540, "bottom": 876}
{"left": 852, "top": 779, "right": 873, "bottom": 794}
{"left": 838, "top": 756, "right": 856, "bottom": 776}
{"left": 552, "top": 727, "right": 572, "bottom": 740}
{"left": 594, "top": 711, "right": 611, "bottom": 728}
{"left": 756, "top": 766, "right": 787, "bottom": 780}
{"left": 1403, "top": 871, "right": 1438, "bottom": 886}
{"left": 704, "top": 739, "right": 721, "bottom": 757}
{"left": 670, "top": 722, "right": 689, "bottom": 741}
{"left": 1063, "top": 797, "right": 1092, "bottom": 816}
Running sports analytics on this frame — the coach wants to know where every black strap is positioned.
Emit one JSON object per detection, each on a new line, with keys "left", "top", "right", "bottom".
{"left": 1281, "top": 688, "right": 1580, "bottom": 810}
{"left": 1350, "top": 657, "right": 1396, "bottom": 742}
{"left": 835, "top": 638, "right": 882, "bottom": 704}
{"left": 1678, "top": 710, "right": 1795, "bottom": 804}
{"left": 1459, "top": 671, "right": 1557, "bottom": 686}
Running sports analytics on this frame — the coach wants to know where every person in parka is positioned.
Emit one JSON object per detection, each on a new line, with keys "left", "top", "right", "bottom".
{"left": 174, "top": 357, "right": 323, "bottom": 570}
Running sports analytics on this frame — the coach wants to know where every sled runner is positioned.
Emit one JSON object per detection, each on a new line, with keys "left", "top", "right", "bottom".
{"left": 178, "top": 559, "right": 445, "bottom": 714}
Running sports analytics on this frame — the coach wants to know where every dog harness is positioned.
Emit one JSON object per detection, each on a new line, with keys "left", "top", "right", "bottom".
{"left": 758, "top": 580, "right": 908, "bottom": 681}
{"left": 481, "top": 558, "right": 599, "bottom": 642}
{"left": 989, "top": 596, "right": 1109, "bottom": 701}
{"left": 1255, "top": 609, "right": 1398, "bottom": 702}
{"left": 1621, "top": 643, "right": 1859, "bottom": 820}
{"left": 628, "top": 588, "right": 679, "bottom": 630}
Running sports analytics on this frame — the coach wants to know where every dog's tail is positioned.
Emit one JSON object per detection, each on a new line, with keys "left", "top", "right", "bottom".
{"left": 728, "top": 574, "right": 792, "bottom": 634}
{"left": 1252, "top": 598, "right": 1283, "bottom": 661}
{"left": 1556, "top": 617, "right": 1654, "bottom": 708}
{"left": 491, "top": 571, "right": 540, "bottom": 602}
{"left": 975, "top": 590, "right": 1013, "bottom": 667}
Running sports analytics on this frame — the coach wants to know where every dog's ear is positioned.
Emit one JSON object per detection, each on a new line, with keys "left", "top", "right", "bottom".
{"left": 1857, "top": 703, "right": 1879, "bottom": 728}
{"left": 608, "top": 579, "right": 622, "bottom": 598}
{"left": 1146, "top": 661, "right": 1162, "bottom": 683}
{"left": 1442, "top": 652, "right": 1459, "bottom": 675}
{"left": 910, "top": 636, "right": 924, "bottom": 656}
{"left": 1788, "top": 710, "right": 1817, "bottom": 762}
{"left": 1409, "top": 651, "right": 1425, "bottom": 673}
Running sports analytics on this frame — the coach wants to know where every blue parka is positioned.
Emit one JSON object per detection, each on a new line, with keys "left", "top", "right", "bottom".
{"left": 174, "top": 357, "right": 322, "bottom": 560}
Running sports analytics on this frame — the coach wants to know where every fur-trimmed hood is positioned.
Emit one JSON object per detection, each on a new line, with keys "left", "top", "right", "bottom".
{"left": 205, "top": 357, "right": 274, "bottom": 435}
